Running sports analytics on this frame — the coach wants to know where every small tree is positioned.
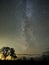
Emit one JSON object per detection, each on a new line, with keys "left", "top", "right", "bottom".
{"left": 10, "top": 48, "right": 17, "bottom": 59}
{"left": 0, "top": 47, "right": 10, "bottom": 57}
{"left": 0, "top": 47, "right": 17, "bottom": 60}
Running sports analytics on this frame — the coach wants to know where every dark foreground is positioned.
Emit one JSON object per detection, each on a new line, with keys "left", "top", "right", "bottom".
{"left": 0, "top": 60, "right": 49, "bottom": 65}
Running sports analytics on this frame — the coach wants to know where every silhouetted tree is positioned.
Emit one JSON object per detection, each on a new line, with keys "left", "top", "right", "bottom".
{"left": 0, "top": 47, "right": 10, "bottom": 57}
{"left": 0, "top": 47, "right": 17, "bottom": 59}
{"left": 10, "top": 48, "right": 17, "bottom": 59}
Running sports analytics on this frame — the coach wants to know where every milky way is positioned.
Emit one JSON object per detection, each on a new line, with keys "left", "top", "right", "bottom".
{"left": 0, "top": 0, "right": 49, "bottom": 54}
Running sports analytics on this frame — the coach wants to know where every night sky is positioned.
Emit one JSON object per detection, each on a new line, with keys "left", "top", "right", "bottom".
{"left": 0, "top": 0, "right": 49, "bottom": 55}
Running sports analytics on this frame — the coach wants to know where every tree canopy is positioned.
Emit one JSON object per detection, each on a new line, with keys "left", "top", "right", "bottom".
{"left": 0, "top": 47, "right": 17, "bottom": 60}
